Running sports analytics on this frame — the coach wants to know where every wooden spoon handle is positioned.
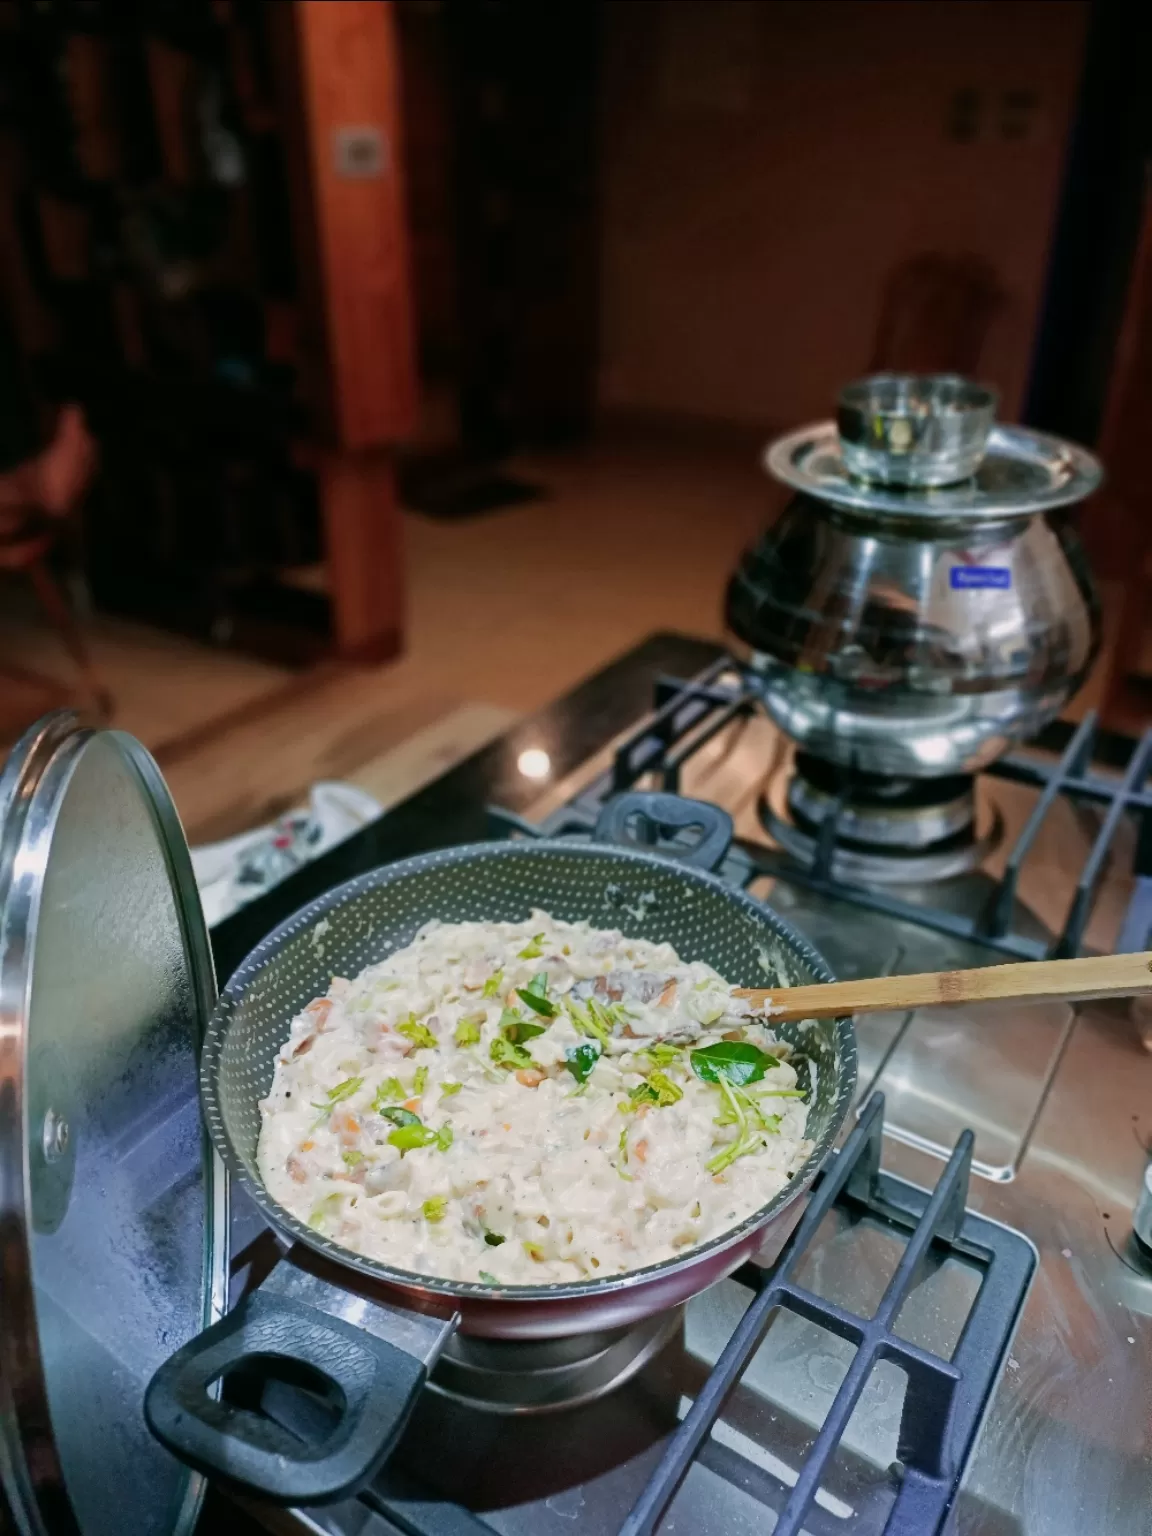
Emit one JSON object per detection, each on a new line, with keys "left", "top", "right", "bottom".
{"left": 735, "top": 950, "right": 1152, "bottom": 1023}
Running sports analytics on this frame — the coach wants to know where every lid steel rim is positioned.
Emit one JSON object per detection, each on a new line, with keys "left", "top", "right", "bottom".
{"left": 764, "top": 420, "right": 1103, "bottom": 519}
{"left": 0, "top": 722, "right": 90, "bottom": 1536}
{"left": 109, "top": 731, "right": 230, "bottom": 1536}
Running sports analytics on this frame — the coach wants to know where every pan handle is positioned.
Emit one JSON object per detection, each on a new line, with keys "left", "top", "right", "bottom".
{"left": 144, "top": 1251, "right": 458, "bottom": 1505}
{"left": 594, "top": 792, "right": 733, "bottom": 871}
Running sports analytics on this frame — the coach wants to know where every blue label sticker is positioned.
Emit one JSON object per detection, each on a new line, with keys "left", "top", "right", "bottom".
{"left": 951, "top": 566, "right": 1011, "bottom": 590}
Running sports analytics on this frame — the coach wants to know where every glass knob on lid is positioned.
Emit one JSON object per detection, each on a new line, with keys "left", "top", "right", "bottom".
{"left": 836, "top": 372, "right": 999, "bottom": 487}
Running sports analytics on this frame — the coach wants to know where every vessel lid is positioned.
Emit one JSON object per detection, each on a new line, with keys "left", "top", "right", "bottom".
{"left": 765, "top": 420, "right": 1103, "bottom": 520}
{"left": 0, "top": 714, "right": 228, "bottom": 1536}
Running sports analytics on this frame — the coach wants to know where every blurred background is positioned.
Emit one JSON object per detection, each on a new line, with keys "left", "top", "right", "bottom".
{"left": 0, "top": 0, "right": 1149, "bottom": 846}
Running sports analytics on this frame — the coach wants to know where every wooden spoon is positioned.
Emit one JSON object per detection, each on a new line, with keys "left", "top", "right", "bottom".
{"left": 736, "top": 950, "right": 1152, "bottom": 1023}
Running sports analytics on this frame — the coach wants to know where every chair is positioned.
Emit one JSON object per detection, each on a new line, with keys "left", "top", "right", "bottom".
{"left": 869, "top": 253, "right": 1007, "bottom": 378}
{"left": 0, "top": 405, "right": 111, "bottom": 720}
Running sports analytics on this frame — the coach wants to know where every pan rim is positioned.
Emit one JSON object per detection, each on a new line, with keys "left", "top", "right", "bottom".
{"left": 202, "top": 839, "right": 857, "bottom": 1304}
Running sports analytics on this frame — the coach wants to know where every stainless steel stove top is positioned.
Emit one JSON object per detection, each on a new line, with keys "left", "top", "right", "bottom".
{"left": 246, "top": 666, "right": 1152, "bottom": 1536}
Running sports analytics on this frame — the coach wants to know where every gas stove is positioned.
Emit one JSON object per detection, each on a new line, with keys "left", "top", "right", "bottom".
{"left": 213, "top": 633, "right": 1152, "bottom": 1536}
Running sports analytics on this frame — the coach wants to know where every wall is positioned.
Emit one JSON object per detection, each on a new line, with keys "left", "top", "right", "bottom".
{"left": 598, "top": 0, "right": 1087, "bottom": 429}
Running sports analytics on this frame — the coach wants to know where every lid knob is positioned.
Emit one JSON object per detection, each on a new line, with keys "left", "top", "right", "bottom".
{"left": 41, "top": 1109, "right": 69, "bottom": 1163}
{"left": 836, "top": 372, "right": 998, "bottom": 487}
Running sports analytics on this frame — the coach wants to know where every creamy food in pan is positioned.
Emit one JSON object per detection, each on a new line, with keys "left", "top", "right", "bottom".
{"left": 257, "top": 911, "right": 812, "bottom": 1285}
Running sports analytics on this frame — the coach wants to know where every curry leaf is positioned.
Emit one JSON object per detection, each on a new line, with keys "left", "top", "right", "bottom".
{"left": 382, "top": 1106, "right": 453, "bottom": 1154}
{"left": 516, "top": 987, "right": 557, "bottom": 1018}
{"left": 505, "top": 1017, "right": 548, "bottom": 1042}
{"left": 690, "top": 1042, "right": 778, "bottom": 1087}
{"left": 565, "top": 1041, "right": 601, "bottom": 1084}
{"left": 499, "top": 1006, "right": 547, "bottom": 1043}
{"left": 380, "top": 1106, "right": 420, "bottom": 1127}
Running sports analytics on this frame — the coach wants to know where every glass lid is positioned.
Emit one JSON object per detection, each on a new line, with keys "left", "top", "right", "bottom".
{"left": 0, "top": 714, "right": 228, "bottom": 1536}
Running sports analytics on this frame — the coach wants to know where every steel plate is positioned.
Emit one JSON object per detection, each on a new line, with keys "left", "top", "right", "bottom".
{"left": 765, "top": 420, "right": 1103, "bottom": 519}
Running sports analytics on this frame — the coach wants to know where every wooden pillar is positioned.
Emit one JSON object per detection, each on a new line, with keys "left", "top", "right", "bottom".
{"left": 319, "top": 452, "right": 405, "bottom": 662}
{"left": 278, "top": 0, "right": 416, "bottom": 661}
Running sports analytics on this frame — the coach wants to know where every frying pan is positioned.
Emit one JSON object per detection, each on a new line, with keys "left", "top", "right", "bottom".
{"left": 145, "top": 793, "right": 857, "bottom": 1505}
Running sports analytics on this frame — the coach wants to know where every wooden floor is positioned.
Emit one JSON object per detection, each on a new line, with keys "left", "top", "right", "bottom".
{"left": 0, "top": 589, "right": 290, "bottom": 746}
{"left": 393, "top": 430, "right": 771, "bottom": 712}
{"left": 0, "top": 431, "right": 768, "bottom": 838}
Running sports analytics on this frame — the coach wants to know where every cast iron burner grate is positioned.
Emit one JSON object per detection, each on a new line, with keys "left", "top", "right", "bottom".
{"left": 488, "top": 655, "right": 1152, "bottom": 961}
{"left": 361, "top": 1093, "right": 1035, "bottom": 1536}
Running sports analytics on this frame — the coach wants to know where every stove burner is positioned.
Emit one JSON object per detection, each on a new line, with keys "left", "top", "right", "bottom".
{"left": 787, "top": 753, "right": 976, "bottom": 847}
{"left": 429, "top": 1308, "right": 681, "bottom": 1415}
{"left": 762, "top": 752, "right": 1001, "bottom": 883}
